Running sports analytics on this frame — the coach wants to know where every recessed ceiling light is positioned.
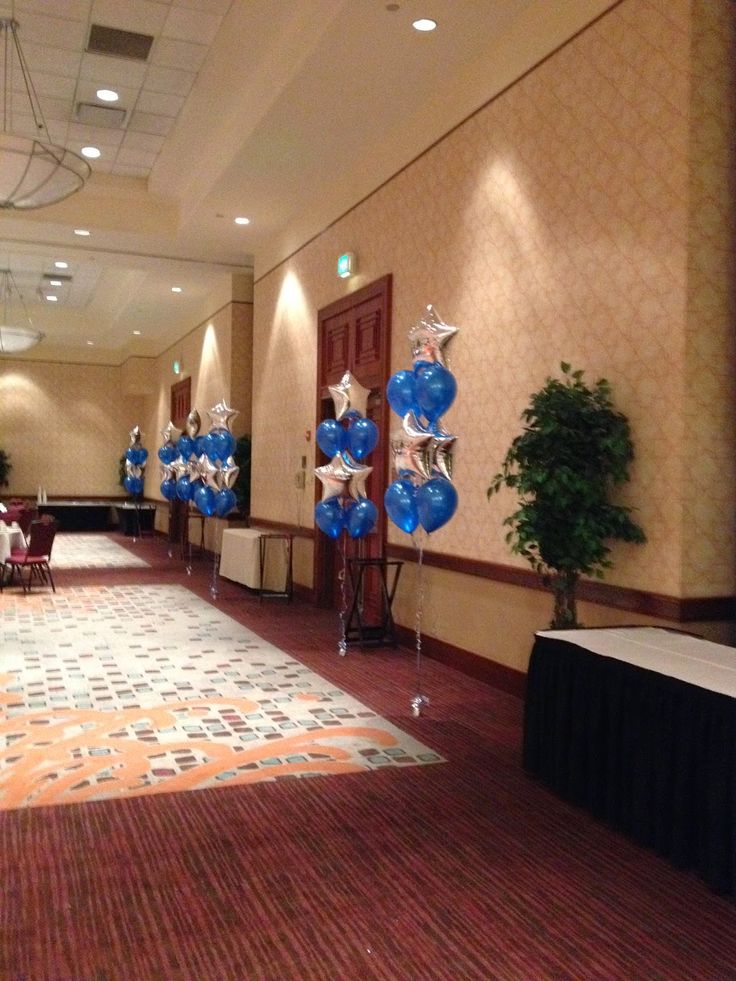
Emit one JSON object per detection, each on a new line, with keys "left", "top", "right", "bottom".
{"left": 45, "top": 294, "right": 58, "bottom": 302}
{"left": 74, "top": 228, "right": 90, "bottom": 236}
{"left": 234, "top": 216, "right": 250, "bottom": 225}
{"left": 87, "top": 340, "right": 94, "bottom": 346}
{"left": 412, "top": 17, "right": 437, "bottom": 31}
{"left": 171, "top": 286, "right": 182, "bottom": 293}
{"left": 133, "top": 330, "right": 141, "bottom": 335}
{"left": 48, "top": 279, "right": 62, "bottom": 286}
{"left": 81, "top": 146, "right": 101, "bottom": 159}
{"left": 96, "top": 88, "right": 119, "bottom": 102}
{"left": 54, "top": 261, "right": 68, "bottom": 269}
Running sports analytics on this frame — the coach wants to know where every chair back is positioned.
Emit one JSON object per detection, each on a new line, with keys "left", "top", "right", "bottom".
{"left": 26, "top": 518, "right": 57, "bottom": 558}
{"left": 16, "top": 507, "right": 38, "bottom": 537}
{"left": 0, "top": 509, "right": 22, "bottom": 526}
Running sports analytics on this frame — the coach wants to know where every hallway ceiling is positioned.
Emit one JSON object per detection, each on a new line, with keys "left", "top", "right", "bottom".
{"left": 0, "top": 0, "right": 614, "bottom": 364}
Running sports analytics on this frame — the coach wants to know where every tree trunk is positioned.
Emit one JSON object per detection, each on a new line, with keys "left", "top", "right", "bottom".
{"left": 550, "top": 572, "right": 579, "bottom": 628}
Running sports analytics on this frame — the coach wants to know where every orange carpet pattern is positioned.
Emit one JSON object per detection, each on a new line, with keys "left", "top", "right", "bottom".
{"left": 0, "top": 584, "right": 442, "bottom": 809}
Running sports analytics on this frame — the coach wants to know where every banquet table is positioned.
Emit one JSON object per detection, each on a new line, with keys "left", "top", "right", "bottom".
{"left": 218, "top": 528, "right": 292, "bottom": 597}
{"left": 524, "top": 626, "right": 736, "bottom": 896}
{"left": 0, "top": 522, "right": 26, "bottom": 564}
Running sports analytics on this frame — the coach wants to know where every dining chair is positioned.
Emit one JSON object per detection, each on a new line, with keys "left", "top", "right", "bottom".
{"left": 1, "top": 517, "right": 58, "bottom": 594}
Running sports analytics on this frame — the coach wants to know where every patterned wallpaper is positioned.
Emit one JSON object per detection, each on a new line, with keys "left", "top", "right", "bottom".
{"left": 253, "top": 0, "right": 736, "bottom": 600}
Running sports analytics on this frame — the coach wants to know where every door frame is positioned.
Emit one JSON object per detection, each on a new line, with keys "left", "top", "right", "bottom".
{"left": 313, "top": 274, "right": 392, "bottom": 607}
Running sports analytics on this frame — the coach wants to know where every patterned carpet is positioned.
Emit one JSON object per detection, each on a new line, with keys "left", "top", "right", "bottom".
{"left": 51, "top": 533, "right": 150, "bottom": 568}
{"left": 0, "top": 584, "right": 442, "bottom": 810}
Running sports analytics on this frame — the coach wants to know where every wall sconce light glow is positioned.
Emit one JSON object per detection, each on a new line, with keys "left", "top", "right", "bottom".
{"left": 234, "top": 216, "right": 250, "bottom": 225}
{"left": 45, "top": 294, "right": 58, "bottom": 302}
{"left": 412, "top": 17, "right": 437, "bottom": 31}
{"left": 74, "top": 228, "right": 90, "bottom": 236}
{"left": 337, "top": 252, "right": 356, "bottom": 278}
{"left": 81, "top": 146, "right": 101, "bottom": 159}
{"left": 173, "top": 359, "right": 182, "bottom": 375}
{"left": 96, "top": 88, "right": 119, "bottom": 102}
{"left": 171, "top": 286, "right": 182, "bottom": 293}
{"left": 54, "top": 261, "right": 68, "bottom": 269}
{"left": 48, "top": 279, "right": 62, "bottom": 286}
{"left": 87, "top": 340, "right": 94, "bottom": 345}
{"left": 133, "top": 330, "right": 141, "bottom": 335}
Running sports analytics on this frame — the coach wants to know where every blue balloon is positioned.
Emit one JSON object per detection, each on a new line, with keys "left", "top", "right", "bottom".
{"left": 314, "top": 498, "right": 345, "bottom": 539}
{"left": 414, "top": 363, "right": 457, "bottom": 423}
{"left": 124, "top": 475, "right": 143, "bottom": 496}
{"left": 416, "top": 477, "right": 458, "bottom": 533}
{"left": 177, "top": 435, "right": 195, "bottom": 460}
{"left": 387, "top": 370, "right": 418, "bottom": 417}
{"left": 158, "top": 443, "right": 177, "bottom": 464}
{"left": 160, "top": 478, "right": 177, "bottom": 501}
{"left": 194, "top": 483, "right": 216, "bottom": 516}
{"left": 204, "top": 428, "right": 236, "bottom": 463}
{"left": 125, "top": 447, "right": 137, "bottom": 463}
{"left": 345, "top": 497, "right": 378, "bottom": 539}
{"left": 214, "top": 487, "right": 237, "bottom": 517}
{"left": 176, "top": 475, "right": 194, "bottom": 501}
{"left": 346, "top": 418, "right": 378, "bottom": 460}
{"left": 385, "top": 479, "right": 419, "bottom": 533}
{"left": 195, "top": 435, "right": 207, "bottom": 457}
{"left": 316, "top": 419, "right": 346, "bottom": 458}
{"left": 137, "top": 447, "right": 149, "bottom": 464}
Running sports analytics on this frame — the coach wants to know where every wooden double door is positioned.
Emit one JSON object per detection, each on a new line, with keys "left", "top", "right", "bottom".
{"left": 314, "top": 275, "right": 392, "bottom": 621}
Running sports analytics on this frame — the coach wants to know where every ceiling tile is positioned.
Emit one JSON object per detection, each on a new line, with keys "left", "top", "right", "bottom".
{"left": 173, "top": 0, "right": 230, "bottom": 15}
{"left": 90, "top": 0, "right": 170, "bottom": 36}
{"left": 116, "top": 147, "right": 158, "bottom": 167}
{"left": 11, "top": 10, "right": 88, "bottom": 50}
{"left": 162, "top": 6, "right": 222, "bottom": 45}
{"left": 111, "top": 162, "right": 150, "bottom": 178}
{"left": 79, "top": 51, "right": 148, "bottom": 87}
{"left": 74, "top": 80, "right": 141, "bottom": 110}
{"left": 17, "top": 41, "right": 83, "bottom": 78}
{"left": 14, "top": 0, "right": 91, "bottom": 20}
{"left": 135, "top": 89, "right": 185, "bottom": 117}
{"left": 15, "top": 70, "right": 77, "bottom": 101}
{"left": 151, "top": 37, "right": 208, "bottom": 72}
{"left": 144, "top": 65, "right": 195, "bottom": 97}
{"left": 68, "top": 122, "right": 125, "bottom": 146}
{"left": 121, "top": 131, "right": 165, "bottom": 154}
{"left": 128, "top": 110, "right": 174, "bottom": 136}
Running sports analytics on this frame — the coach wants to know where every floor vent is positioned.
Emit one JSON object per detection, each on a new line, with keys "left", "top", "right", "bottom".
{"left": 87, "top": 24, "right": 154, "bottom": 61}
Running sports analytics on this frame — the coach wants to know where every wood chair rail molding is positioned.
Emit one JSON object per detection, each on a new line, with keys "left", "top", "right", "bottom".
{"left": 246, "top": 516, "right": 315, "bottom": 539}
{"left": 385, "top": 543, "right": 735, "bottom": 623}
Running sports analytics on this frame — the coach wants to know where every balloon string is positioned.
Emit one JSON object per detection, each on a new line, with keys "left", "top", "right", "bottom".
{"left": 411, "top": 530, "right": 428, "bottom": 716}
{"left": 210, "top": 547, "right": 219, "bottom": 599}
{"left": 337, "top": 533, "right": 348, "bottom": 656}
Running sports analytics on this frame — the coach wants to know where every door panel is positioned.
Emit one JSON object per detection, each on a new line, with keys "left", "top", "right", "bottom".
{"left": 315, "top": 275, "right": 392, "bottom": 614}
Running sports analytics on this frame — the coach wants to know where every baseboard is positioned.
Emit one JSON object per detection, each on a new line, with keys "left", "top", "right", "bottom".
{"left": 395, "top": 624, "right": 526, "bottom": 699}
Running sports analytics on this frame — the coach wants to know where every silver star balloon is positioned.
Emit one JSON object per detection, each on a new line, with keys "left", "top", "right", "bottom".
{"left": 171, "top": 458, "right": 188, "bottom": 480}
{"left": 161, "top": 421, "right": 181, "bottom": 444}
{"left": 186, "top": 456, "right": 203, "bottom": 483}
{"left": 125, "top": 462, "right": 143, "bottom": 478}
{"left": 408, "top": 304, "right": 458, "bottom": 367}
{"left": 391, "top": 412, "right": 433, "bottom": 480}
{"left": 315, "top": 453, "right": 354, "bottom": 501}
{"left": 185, "top": 410, "right": 201, "bottom": 438}
{"left": 207, "top": 400, "right": 239, "bottom": 432}
{"left": 128, "top": 425, "right": 143, "bottom": 446}
{"left": 431, "top": 426, "right": 456, "bottom": 481}
{"left": 198, "top": 453, "right": 221, "bottom": 491}
{"left": 340, "top": 451, "right": 373, "bottom": 500}
{"left": 328, "top": 371, "right": 371, "bottom": 420}
{"left": 220, "top": 457, "right": 240, "bottom": 490}
{"left": 160, "top": 463, "right": 177, "bottom": 482}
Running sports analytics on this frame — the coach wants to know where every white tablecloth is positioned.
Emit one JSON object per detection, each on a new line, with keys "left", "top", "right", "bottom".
{"left": 538, "top": 626, "right": 736, "bottom": 698}
{"left": 219, "top": 528, "right": 289, "bottom": 591}
{"left": 0, "top": 524, "right": 26, "bottom": 563}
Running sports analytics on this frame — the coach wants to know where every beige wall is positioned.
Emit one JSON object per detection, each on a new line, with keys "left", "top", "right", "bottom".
{"left": 252, "top": 0, "right": 736, "bottom": 670}
{"left": 0, "top": 360, "right": 140, "bottom": 498}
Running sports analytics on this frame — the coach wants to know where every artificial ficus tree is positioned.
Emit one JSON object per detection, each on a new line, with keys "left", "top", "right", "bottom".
{"left": 488, "top": 363, "right": 646, "bottom": 628}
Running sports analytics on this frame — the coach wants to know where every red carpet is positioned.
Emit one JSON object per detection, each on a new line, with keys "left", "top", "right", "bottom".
{"left": 1, "top": 533, "right": 735, "bottom": 979}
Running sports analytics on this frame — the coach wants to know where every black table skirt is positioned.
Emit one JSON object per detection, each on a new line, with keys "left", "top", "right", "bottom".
{"left": 524, "top": 635, "right": 736, "bottom": 895}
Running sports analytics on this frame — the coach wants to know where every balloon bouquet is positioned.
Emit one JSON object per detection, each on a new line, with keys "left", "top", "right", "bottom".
{"left": 123, "top": 426, "right": 148, "bottom": 498}
{"left": 158, "top": 401, "right": 240, "bottom": 593}
{"left": 385, "top": 305, "right": 459, "bottom": 715}
{"left": 314, "top": 370, "right": 379, "bottom": 655}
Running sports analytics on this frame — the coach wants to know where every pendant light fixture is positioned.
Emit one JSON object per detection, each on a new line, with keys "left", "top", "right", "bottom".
{"left": 0, "top": 268, "right": 44, "bottom": 353}
{"left": 0, "top": 17, "right": 90, "bottom": 209}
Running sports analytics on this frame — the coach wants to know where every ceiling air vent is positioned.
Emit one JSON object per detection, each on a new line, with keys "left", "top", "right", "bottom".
{"left": 76, "top": 102, "right": 127, "bottom": 128}
{"left": 87, "top": 24, "right": 154, "bottom": 61}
